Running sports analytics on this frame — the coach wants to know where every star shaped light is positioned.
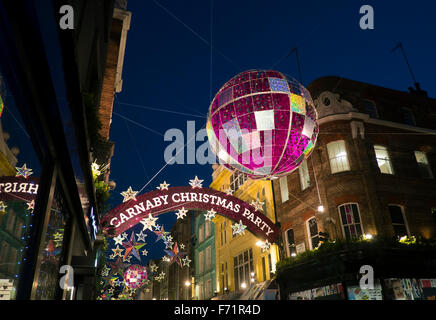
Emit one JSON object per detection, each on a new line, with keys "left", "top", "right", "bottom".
{"left": 163, "top": 239, "right": 174, "bottom": 249}
{"left": 140, "top": 214, "right": 158, "bottom": 232}
{"left": 225, "top": 188, "right": 234, "bottom": 195}
{"left": 136, "top": 231, "right": 147, "bottom": 242}
{"left": 121, "top": 186, "right": 138, "bottom": 203}
{"left": 153, "top": 226, "right": 170, "bottom": 242}
{"left": 232, "top": 220, "right": 247, "bottom": 236}
{"left": 260, "top": 240, "right": 271, "bottom": 252}
{"left": 165, "top": 242, "right": 184, "bottom": 267}
{"left": 16, "top": 163, "right": 33, "bottom": 178}
{"left": 109, "top": 254, "right": 116, "bottom": 260}
{"left": 113, "top": 234, "right": 125, "bottom": 246}
{"left": 150, "top": 264, "right": 158, "bottom": 273}
{"left": 0, "top": 201, "right": 7, "bottom": 212}
{"left": 159, "top": 271, "right": 166, "bottom": 279}
{"left": 122, "top": 255, "right": 132, "bottom": 263}
{"left": 175, "top": 207, "right": 188, "bottom": 219}
{"left": 141, "top": 249, "right": 148, "bottom": 256}
{"left": 111, "top": 245, "right": 124, "bottom": 258}
{"left": 189, "top": 176, "right": 203, "bottom": 189}
{"left": 107, "top": 258, "right": 130, "bottom": 278}
{"left": 166, "top": 235, "right": 173, "bottom": 242}
{"left": 251, "top": 199, "right": 264, "bottom": 212}
{"left": 27, "top": 200, "right": 35, "bottom": 212}
{"left": 101, "top": 265, "right": 111, "bottom": 277}
{"left": 157, "top": 181, "right": 170, "bottom": 191}
{"left": 179, "top": 243, "right": 186, "bottom": 250}
{"left": 182, "top": 256, "right": 191, "bottom": 267}
{"left": 204, "top": 208, "right": 216, "bottom": 221}
{"left": 122, "top": 232, "right": 146, "bottom": 261}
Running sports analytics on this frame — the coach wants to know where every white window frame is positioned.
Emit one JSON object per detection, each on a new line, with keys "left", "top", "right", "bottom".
{"left": 306, "top": 217, "right": 319, "bottom": 250}
{"left": 374, "top": 145, "right": 394, "bottom": 175}
{"left": 327, "top": 140, "right": 350, "bottom": 174}
{"left": 284, "top": 228, "right": 296, "bottom": 257}
{"left": 387, "top": 204, "right": 410, "bottom": 238}
{"left": 298, "top": 159, "right": 310, "bottom": 191}
{"left": 414, "top": 151, "right": 434, "bottom": 179}
{"left": 338, "top": 203, "right": 365, "bottom": 240}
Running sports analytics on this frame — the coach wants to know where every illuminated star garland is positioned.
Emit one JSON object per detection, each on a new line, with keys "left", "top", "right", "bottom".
{"left": 204, "top": 208, "right": 216, "bottom": 221}
{"left": 189, "top": 176, "right": 203, "bottom": 189}
{"left": 121, "top": 186, "right": 138, "bottom": 203}
{"left": 15, "top": 163, "right": 33, "bottom": 178}
{"left": 232, "top": 220, "right": 247, "bottom": 236}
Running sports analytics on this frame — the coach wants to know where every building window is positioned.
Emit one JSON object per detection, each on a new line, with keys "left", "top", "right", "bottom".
{"left": 230, "top": 172, "right": 248, "bottom": 192}
{"left": 198, "top": 250, "right": 204, "bottom": 274}
{"left": 7, "top": 247, "right": 18, "bottom": 274}
{"left": 0, "top": 241, "right": 9, "bottom": 269}
{"left": 14, "top": 218, "right": 23, "bottom": 239}
{"left": 233, "top": 248, "right": 253, "bottom": 291}
{"left": 285, "top": 228, "right": 296, "bottom": 257}
{"left": 205, "top": 279, "right": 212, "bottom": 299}
{"left": 279, "top": 177, "right": 289, "bottom": 203}
{"left": 224, "top": 221, "right": 227, "bottom": 244}
{"left": 306, "top": 217, "right": 319, "bottom": 250}
{"left": 261, "top": 256, "right": 267, "bottom": 281}
{"left": 298, "top": 159, "right": 310, "bottom": 191}
{"left": 362, "top": 99, "right": 379, "bottom": 118}
{"left": 414, "top": 151, "right": 433, "bottom": 179}
{"left": 267, "top": 253, "right": 272, "bottom": 277}
{"left": 198, "top": 281, "right": 204, "bottom": 300}
{"left": 400, "top": 107, "right": 416, "bottom": 126}
{"left": 388, "top": 205, "right": 409, "bottom": 238}
{"left": 6, "top": 211, "right": 16, "bottom": 234}
{"left": 327, "top": 140, "right": 350, "bottom": 174}
{"left": 205, "top": 246, "right": 211, "bottom": 271}
{"left": 338, "top": 203, "right": 363, "bottom": 240}
{"left": 374, "top": 145, "right": 394, "bottom": 174}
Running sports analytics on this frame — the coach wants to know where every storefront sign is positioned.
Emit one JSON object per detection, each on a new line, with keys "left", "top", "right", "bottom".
{"left": 101, "top": 186, "right": 279, "bottom": 243}
{"left": 0, "top": 176, "right": 39, "bottom": 202}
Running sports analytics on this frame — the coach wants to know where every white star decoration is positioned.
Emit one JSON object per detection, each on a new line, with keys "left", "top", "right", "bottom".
{"left": 175, "top": 207, "right": 188, "bottom": 219}
{"left": 204, "top": 208, "right": 216, "bottom": 221}
{"left": 179, "top": 243, "right": 185, "bottom": 250}
{"left": 136, "top": 230, "right": 147, "bottom": 242}
{"left": 150, "top": 264, "right": 158, "bottom": 273}
{"left": 225, "top": 188, "right": 234, "bottom": 195}
{"left": 232, "top": 220, "right": 247, "bottom": 236}
{"left": 157, "top": 181, "right": 170, "bottom": 190}
{"left": 113, "top": 234, "right": 125, "bottom": 246}
{"left": 121, "top": 186, "right": 138, "bottom": 203}
{"left": 140, "top": 214, "right": 158, "bottom": 231}
{"left": 189, "top": 176, "right": 203, "bottom": 189}
{"left": 251, "top": 199, "right": 264, "bottom": 211}
{"left": 26, "top": 200, "right": 35, "bottom": 212}
{"left": 141, "top": 249, "right": 148, "bottom": 256}
{"left": 0, "top": 201, "right": 6, "bottom": 212}
{"left": 182, "top": 256, "right": 191, "bottom": 267}
{"left": 15, "top": 163, "right": 33, "bottom": 178}
{"left": 260, "top": 240, "right": 271, "bottom": 252}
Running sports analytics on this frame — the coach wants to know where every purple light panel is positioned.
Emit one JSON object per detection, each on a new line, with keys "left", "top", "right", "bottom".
{"left": 207, "top": 69, "right": 319, "bottom": 179}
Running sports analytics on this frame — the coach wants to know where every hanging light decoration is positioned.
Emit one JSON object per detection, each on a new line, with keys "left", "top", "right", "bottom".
{"left": 207, "top": 70, "right": 318, "bottom": 179}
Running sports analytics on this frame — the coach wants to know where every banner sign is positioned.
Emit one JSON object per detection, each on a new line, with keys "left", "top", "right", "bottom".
{"left": 0, "top": 176, "right": 39, "bottom": 202}
{"left": 101, "top": 186, "right": 279, "bottom": 243}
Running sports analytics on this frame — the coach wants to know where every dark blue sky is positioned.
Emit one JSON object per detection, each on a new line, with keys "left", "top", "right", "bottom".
{"left": 107, "top": 0, "right": 436, "bottom": 208}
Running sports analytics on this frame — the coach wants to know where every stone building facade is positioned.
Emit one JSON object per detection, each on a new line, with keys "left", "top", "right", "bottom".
{"left": 273, "top": 76, "right": 436, "bottom": 259}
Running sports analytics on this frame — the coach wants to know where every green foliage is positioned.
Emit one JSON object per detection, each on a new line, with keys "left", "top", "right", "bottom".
{"left": 276, "top": 235, "right": 436, "bottom": 275}
{"left": 83, "top": 92, "right": 102, "bottom": 150}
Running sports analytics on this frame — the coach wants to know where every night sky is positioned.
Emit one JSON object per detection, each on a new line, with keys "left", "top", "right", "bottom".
{"left": 108, "top": 0, "right": 436, "bottom": 210}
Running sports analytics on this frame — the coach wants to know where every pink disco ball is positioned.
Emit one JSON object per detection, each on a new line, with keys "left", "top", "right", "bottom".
{"left": 207, "top": 69, "right": 318, "bottom": 179}
{"left": 124, "top": 265, "right": 148, "bottom": 289}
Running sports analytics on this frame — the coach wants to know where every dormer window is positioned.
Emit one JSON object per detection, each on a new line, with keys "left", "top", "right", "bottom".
{"left": 400, "top": 107, "right": 416, "bottom": 126}
{"left": 362, "top": 99, "right": 378, "bottom": 118}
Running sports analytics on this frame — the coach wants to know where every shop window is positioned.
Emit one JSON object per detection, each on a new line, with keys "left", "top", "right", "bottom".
{"left": 338, "top": 203, "right": 363, "bottom": 240}
{"left": 298, "top": 159, "right": 310, "bottom": 190}
{"left": 414, "top": 151, "right": 433, "bottom": 179}
{"left": 233, "top": 248, "right": 253, "bottom": 291}
{"left": 327, "top": 140, "right": 350, "bottom": 173}
{"left": 388, "top": 205, "right": 409, "bottom": 238}
{"left": 285, "top": 228, "right": 296, "bottom": 257}
{"left": 306, "top": 217, "right": 319, "bottom": 250}
{"left": 374, "top": 145, "right": 394, "bottom": 174}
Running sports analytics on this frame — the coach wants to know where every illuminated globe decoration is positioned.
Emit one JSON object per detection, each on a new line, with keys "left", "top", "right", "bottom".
{"left": 206, "top": 70, "right": 318, "bottom": 179}
{"left": 123, "top": 265, "right": 148, "bottom": 289}
{"left": 0, "top": 94, "right": 4, "bottom": 118}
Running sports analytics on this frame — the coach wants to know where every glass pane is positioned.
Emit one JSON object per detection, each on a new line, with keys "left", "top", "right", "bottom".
{"left": 286, "top": 229, "right": 294, "bottom": 245}
{"left": 34, "top": 185, "right": 69, "bottom": 299}
{"left": 389, "top": 206, "right": 405, "bottom": 224}
{"left": 352, "top": 204, "right": 360, "bottom": 223}
{"left": 311, "top": 235, "right": 319, "bottom": 249}
{"left": 339, "top": 206, "right": 347, "bottom": 225}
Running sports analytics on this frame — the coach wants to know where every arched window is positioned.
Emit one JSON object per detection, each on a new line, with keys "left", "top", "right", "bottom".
{"left": 338, "top": 203, "right": 364, "bottom": 240}
{"left": 362, "top": 99, "right": 378, "bottom": 118}
{"left": 327, "top": 140, "right": 350, "bottom": 173}
{"left": 306, "top": 217, "right": 319, "bottom": 250}
{"left": 388, "top": 205, "right": 409, "bottom": 238}
{"left": 284, "top": 228, "right": 296, "bottom": 257}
